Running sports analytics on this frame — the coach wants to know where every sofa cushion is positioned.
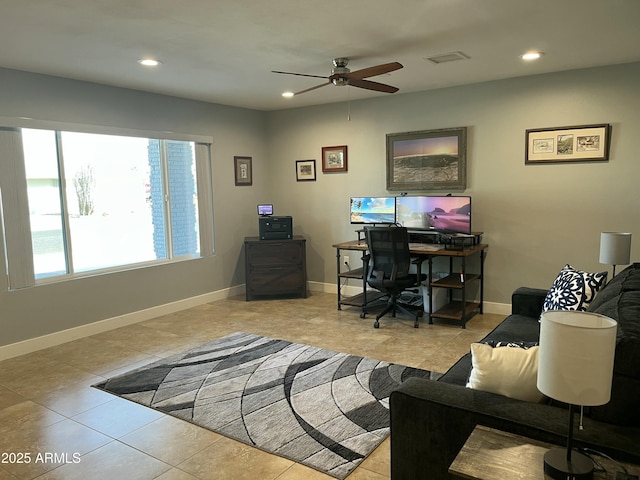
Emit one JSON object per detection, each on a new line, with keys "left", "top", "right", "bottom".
{"left": 466, "top": 342, "right": 546, "bottom": 403}
{"left": 586, "top": 263, "right": 640, "bottom": 426}
{"left": 543, "top": 264, "right": 608, "bottom": 312}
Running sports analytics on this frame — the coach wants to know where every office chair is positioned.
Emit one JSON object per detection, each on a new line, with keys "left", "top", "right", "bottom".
{"left": 365, "top": 226, "right": 425, "bottom": 328}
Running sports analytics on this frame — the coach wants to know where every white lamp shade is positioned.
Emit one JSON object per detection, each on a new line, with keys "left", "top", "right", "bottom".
{"left": 537, "top": 310, "right": 617, "bottom": 406}
{"left": 599, "top": 232, "right": 632, "bottom": 266}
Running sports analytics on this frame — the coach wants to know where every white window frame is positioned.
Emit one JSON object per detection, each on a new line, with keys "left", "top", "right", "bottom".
{"left": 0, "top": 117, "right": 214, "bottom": 290}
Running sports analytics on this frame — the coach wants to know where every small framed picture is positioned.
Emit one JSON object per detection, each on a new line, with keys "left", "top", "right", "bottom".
{"left": 321, "top": 145, "right": 348, "bottom": 173}
{"left": 525, "top": 124, "right": 611, "bottom": 164}
{"left": 234, "top": 156, "right": 252, "bottom": 186}
{"left": 296, "top": 159, "right": 316, "bottom": 181}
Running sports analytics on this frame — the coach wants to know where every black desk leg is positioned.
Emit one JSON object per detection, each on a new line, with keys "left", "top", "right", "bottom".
{"left": 336, "top": 249, "right": 341, "bottom": 310}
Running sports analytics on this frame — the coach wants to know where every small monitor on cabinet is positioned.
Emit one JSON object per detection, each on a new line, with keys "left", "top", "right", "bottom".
{"left": 395, "top": 195, "right": 471, "bottom": 234}
{"left": 257, "top": 204, "right": 273, "bottom": 216}
{"left": 349, "top": 197, "right": 396, "bottom": 225}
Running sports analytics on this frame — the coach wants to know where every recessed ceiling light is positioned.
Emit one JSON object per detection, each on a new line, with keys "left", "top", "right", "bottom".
{"left": 138, "top": 58, "right": 162, "bottom": 67}
{"left": 282, "top": 91, "right": 295, "bottom": 98}
{"left": 521, "top": 51, "right": 544, "bottom": 61}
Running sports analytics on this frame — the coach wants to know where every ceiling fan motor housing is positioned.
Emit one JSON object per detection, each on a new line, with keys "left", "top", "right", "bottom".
{"left": 331, "top": 57, "right": 350, "bottom": 86}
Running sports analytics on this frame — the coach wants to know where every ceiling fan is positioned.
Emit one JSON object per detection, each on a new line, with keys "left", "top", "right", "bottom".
{"left": 272, "top": 57, "right": 403, "bottom": 96}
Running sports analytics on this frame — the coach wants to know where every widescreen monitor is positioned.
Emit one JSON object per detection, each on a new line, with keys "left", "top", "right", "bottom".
{"left": 350, "top": 197, "right": 396, "bottom": 225}
{"left": 395, "top": 195, "right": 471, "bottom": 234}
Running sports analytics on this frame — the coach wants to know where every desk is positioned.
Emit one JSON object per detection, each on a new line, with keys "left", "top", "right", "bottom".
{"left": 449, "top": 425, "right": 640, "bottom": 480}
{"left": 332, "top": 239, "right": 487, "bottom": 327}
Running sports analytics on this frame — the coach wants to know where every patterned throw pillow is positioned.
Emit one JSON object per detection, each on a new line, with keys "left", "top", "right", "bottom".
{"left": 543, "top": 264, "right": 608, "bottom": 312}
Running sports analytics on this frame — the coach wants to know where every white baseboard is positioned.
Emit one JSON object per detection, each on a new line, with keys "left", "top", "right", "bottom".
{"left": 0, "top": 284, "right": 245, "bottom": 361}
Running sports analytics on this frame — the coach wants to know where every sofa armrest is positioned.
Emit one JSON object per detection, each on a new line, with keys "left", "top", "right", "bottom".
{"left": 511, "top": 287, "right": 547, "bottom": 317}
{"left": 390, "top": 378, "right": 640, "bottom": 480}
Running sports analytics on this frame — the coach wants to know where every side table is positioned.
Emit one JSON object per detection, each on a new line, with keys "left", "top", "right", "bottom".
{"left": 449, "top": 425, "right": 640, "bottom": 480}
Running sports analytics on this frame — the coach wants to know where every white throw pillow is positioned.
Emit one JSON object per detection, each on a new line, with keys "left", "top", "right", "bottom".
{"left": 466, "top": 342, "right": 546, "bottom": 403}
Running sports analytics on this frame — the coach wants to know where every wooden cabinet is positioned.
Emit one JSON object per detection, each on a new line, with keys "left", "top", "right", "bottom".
{"left": 244, "top": 236, "right": 307, "bottom": 301}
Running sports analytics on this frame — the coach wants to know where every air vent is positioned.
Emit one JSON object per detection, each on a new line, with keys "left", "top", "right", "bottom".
{"left": 426, "top": 51, "right": 470, "bottom": 64}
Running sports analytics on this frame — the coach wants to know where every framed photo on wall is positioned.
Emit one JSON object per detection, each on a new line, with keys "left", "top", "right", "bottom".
{"left": 386, "top": 127, "right": 467, "bottom": 191}
{"left": 296, "top": 159, "right": 316, "bottom": 181}
{"left": 525, "top": 124, "right": 611, "bottom": 164}
{"left": 321, "top": 145, "right": 348, "bottom": 173}
{"left": 234, "top": 156, "right": 252, "bottom": 186}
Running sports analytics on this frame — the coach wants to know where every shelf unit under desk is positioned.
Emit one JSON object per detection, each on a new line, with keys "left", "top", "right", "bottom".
{"left": 332, "top": 236, "right": 487, "bottom": 327}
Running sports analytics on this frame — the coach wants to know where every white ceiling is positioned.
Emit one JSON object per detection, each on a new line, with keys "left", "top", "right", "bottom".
{"left": 1, "top": 0, "right": 639, "bottom": 111}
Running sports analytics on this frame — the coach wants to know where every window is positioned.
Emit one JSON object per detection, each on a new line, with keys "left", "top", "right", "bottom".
{"left": 1, "top": 124, "right": 213, "bottom": 288}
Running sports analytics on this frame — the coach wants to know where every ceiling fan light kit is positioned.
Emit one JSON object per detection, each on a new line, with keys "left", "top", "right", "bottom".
{"left": 273, "top": 57, "right": 403, "bottom": 96}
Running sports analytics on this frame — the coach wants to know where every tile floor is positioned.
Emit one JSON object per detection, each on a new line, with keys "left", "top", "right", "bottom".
{"left": 0, "top": 292, "right": 504, "bottom": 480}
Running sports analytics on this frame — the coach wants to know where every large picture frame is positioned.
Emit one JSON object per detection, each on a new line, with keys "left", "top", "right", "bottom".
{"left": 234, "top": 156, "right": 252, "bottom": 186}
{"left": 321, "top": 145, "right": 348, "bottom": 173}
{"left": 525, "top": 124, "right": 611, "bottom": 164}
{"left": 296, "top": 159, "right": 316, "bottom": 181}
{"left": 386, "top": 127, "right": 467, "bottom": 191}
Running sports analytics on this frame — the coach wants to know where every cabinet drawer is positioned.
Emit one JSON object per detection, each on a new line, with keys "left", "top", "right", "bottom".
{"left": 247, "top": 266, "right": 305, "bottom": 295}
{"left": 246, "top": 241, "right": 303, "bottom": 266}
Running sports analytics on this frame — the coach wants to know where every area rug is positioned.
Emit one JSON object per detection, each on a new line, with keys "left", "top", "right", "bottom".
{"left": 93, "top": 331, "right": 440, "bottom": 479}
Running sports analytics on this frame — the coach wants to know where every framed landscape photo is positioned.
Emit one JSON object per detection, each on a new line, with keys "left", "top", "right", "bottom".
{"left": 234, "top": 156, "right": 252, "bottom": 186}
{"left": 321, "top": 145, "right": 348, "bottom": 173}
{"left": 525, "top": 124, "right": 611, "bottom": 164}
{"left": 296, "top": 159, "right": 316, "bottom": 181}
{"left": 386, "top": 127, "right": 467, "bottom": 191}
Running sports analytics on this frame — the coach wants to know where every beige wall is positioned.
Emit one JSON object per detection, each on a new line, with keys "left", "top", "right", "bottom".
{"left": 1, "top": 61, "right": 638, "bottom": 349}
{"left": 266, "top": 62, "right": 640, "bottom": 304}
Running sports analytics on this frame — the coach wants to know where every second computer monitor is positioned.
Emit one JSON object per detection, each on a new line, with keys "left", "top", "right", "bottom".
{"left": 395, "top": 195, "right": 471, "bottom": 234}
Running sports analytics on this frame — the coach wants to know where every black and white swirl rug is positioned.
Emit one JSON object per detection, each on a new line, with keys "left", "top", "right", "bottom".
{"left": 94, "top": 331, "right": 438, "bottom": 479}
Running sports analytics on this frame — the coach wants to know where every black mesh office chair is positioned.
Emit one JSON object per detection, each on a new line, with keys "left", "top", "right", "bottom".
{"left": 365, "top": 226, "right": 425, "bottom": 328}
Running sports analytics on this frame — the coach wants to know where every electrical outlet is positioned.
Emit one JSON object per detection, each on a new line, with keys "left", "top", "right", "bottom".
{"left": 343, "top": 255, "right": 350, "bottom": 266}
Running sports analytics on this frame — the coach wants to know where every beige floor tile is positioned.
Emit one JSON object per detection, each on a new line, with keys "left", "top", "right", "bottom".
{"left": 177, "top": 436, "right": 293, "bottom": 480}
{"left": 355, "top": 437, "right": 390, "bottom": 477}
{"left": 36, "top": 377, "right": 116, "bottom": 417}
{"left": 274, "top": 463, "right": 334, "bottom": 479}
{"left": 344, "top": 467, "right": 388, "bottom": 480}
{"left": 154, "top": 468, "right": 200, "bottom": 480}
{"left": 0, "top": 467, "right": 18, "bottom": 480}
{"left": 0, "top": 385, "right": 26, "bottom": 410}
{"left": 72, "top": 396, "right": 163, "bottom": 439}
{"left": 0, "top": 400, "right": 65, "bottom": 436}
{"left": 40, "top": 336, "right": 155, "bottom": 377}
{"left": 120, "top": 415, "right": 222, "bottom": 466}
{"left": 0, "top": 418, "right": 111, "bottom": 479}
{"left": 36, "top": 441, "right": 171, "bottom": 480}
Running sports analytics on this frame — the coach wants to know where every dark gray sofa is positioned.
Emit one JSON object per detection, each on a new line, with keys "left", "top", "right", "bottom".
{"left": 390, "top": 263, "right": 640, "bottom": 479}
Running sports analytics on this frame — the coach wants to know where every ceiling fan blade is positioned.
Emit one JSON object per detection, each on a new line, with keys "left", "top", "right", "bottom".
{"left": 271, "top": 70, "right": 329, "bottom": 80}
{"left": 348, "top": 78, "right": 399, "bottom": 93}
{"left": 293, "top": 81, "right": 332, "bottom": 95}
{"left": 347, "top": 62, "right": 403, "bottom": 79}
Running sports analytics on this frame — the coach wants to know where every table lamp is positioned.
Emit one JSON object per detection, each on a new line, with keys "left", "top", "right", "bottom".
{"left": 599, "top": 232, "right": 632, "bottom": 277}
{"left": 537, "top": 310, "right": 617, "bottom": 480}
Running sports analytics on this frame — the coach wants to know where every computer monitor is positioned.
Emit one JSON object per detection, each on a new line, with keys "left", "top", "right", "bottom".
{"left": 257, "top": 204, "right": 273, "bottom": 216}
{"left": 395, "top": 195, "right": 471, "bottom": 234}
{"left": 349, "top": 197, "right": 396, "bottom": 225}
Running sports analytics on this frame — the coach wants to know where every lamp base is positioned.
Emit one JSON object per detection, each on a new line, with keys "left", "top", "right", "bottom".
{"left": 544, "top": 447, "right": 594, "bottom": 480}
